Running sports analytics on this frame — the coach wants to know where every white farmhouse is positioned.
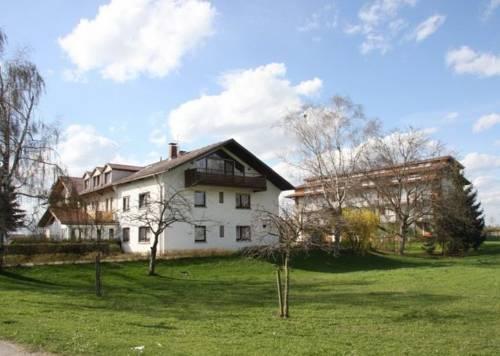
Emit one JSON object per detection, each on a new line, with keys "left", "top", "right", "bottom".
{"left": 38, "top": 139, "right": 294, "bottom": 255}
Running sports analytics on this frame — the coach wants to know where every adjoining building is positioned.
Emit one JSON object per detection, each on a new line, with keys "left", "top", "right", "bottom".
{"left": 288, "top": 156, "right": 468, "bottom": 238}
{"left": 38, "top": 139, "right": 294, "bottom": 255}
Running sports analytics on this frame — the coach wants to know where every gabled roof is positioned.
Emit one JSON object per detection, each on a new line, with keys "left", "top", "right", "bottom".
{"left": 90, "top": 167, "right": 104, "bottom": 177}
{"left": 114, "top": 139, "right": 294, "bottom": 191}
{"left": 49, "top": 176, "right": 84, "bottom": 200}
{"left": 38, "top": 207, "right": 89, "bottom": 227}
{"left": 38, "top": 207, "right": 116, "bottom": 227}
{"left": 106, "top": 163, "right": 144, "bottom": 172}
{"left": 62, "top": 176, "right": 84, "bottom": 195}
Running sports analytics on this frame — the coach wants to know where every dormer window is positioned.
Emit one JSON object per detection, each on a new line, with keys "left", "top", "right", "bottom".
{"left": 104, "top": 172, "right": 111, "bottom": 184}
{"left": 93, "top": 176, "right": 100, "bottom": 187}
{"left": 84, "top": 179, "right": 89, "bottom": 190}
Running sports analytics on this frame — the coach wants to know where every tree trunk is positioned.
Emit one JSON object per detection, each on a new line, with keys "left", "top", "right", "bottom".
{"left": 276, "top": 267, "right": 284, "bottom": 318}
{"left": 283, "top": 252, "right": 290, "bottom": 318}
{"left": 148, "top": 235, "right": 160, "bottom": 276}
{"left": 95, "top": 251, "right": 102, "bottom": 297}
{"left": 333, "top": 225, "right": 341, "bottom": 257}
{"left": 0, "top": 230, "right": 5, "bottom": 271}
{"left": 398, "top": 222, "right": 407, "bottom": 255}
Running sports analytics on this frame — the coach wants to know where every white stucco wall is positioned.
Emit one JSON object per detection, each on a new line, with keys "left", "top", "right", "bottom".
{"left": 115, "top": 150, "right": 281, "bottom": 255}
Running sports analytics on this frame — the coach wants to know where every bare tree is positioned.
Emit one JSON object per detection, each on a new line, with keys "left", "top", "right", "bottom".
{"left": 359, "top": 127, "right": 445, "bottom": 255}
{"left": 0, "top": 30, "right": 61, "bottom": 269}
{"left": 248, "top": 206, "right": 324, "bottom": 318}
{"left": 284, "top": 96, "right": 379, "bottom": 256}
{"left": 121, "top": 179, "right": 192, "bottom": 276}
{"left": 87, "top": 210, "right": 114, "bottom": 297}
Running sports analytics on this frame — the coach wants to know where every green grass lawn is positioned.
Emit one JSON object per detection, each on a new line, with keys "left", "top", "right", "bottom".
{"left": 1, "top": 243, "right": 499, "bottom": 355}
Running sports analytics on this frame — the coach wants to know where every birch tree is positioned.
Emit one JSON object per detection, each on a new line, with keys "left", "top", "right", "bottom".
{"left": 0, "top": 30, "right": 61, "bottom": 268}
{"left": 284, "top": 95, "right": 379, "bottom": 256}
{"left": 360, "top": 128, "right": 445, "bottom": 255}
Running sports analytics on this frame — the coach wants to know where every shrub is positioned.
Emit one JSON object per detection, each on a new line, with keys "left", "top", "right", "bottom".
{"left": 341, "top": 209, "right": 379, "bottom": 255}
{"left": 5, "top": 241, "right": 121, "bottom": 256}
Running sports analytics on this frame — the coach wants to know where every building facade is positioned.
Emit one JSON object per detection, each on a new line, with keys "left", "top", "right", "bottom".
{"left": 38, "top": 139, "right": 294, "bottom": 255}
{"left": 288, "top": 156, "right": 468, "bottom": 237}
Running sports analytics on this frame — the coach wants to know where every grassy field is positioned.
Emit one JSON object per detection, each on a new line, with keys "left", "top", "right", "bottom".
{"left": 0, "top": 243, "right": 499, "bottom": 355}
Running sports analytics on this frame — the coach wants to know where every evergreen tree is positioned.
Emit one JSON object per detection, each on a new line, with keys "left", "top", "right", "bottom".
{"left": 431, "top": 170, "right": 485, "bottom": 255}
{"left": 463, "top": 186, "right": 485, "bottom": 251}
{"left": 0, "top": 184, "right": 25, "bottom": 233}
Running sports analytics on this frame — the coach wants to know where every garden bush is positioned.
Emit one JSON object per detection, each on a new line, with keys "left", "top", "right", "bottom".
{"left": 5, "top": 241, "right": 121, "bottom": 256}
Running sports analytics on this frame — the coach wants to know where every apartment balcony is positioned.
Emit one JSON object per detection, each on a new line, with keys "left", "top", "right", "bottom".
{"left": 87, "top": 211, "right": 117, "bottom": 224}
{"left": 185, "top": 168, "right": 267, "bottom": 191}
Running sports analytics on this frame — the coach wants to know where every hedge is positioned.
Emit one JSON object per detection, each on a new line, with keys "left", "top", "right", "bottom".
{"left": 5, "top": 241, "right": 122, "bottom": 256}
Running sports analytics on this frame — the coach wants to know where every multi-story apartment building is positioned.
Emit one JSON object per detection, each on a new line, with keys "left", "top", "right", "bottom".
{"left": 288, "top": 156, "right": 468, "bottom": 236}
{"left": 38, "top": 139, "right": 294, "bottom": 254}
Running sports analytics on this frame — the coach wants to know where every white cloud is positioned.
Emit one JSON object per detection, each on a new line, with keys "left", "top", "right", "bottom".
{"left": 58, "top": 125, "right": 120, "bottom": 175}
{"left": 297, "top": 4, "right": 339, "bottom": 33}
{"left": 495, "top": 140, "right": 500, "bottom": 146}
{"left": 297, "top": 13, "right": 321, "bottom": 32}
{"left": 462, "top": 152, "right": 500, "bottom": 171}
{"left": 443, "top": 111, "right": 459, "bottom": 123}
{"left": 62, "top": 69, "right": 87, "bottom": 83}
{"left": 421, "top": 127, "right": 438, "bottom": 134}
{"left": 168, "top": 63, "right": 322, "bottom": 160}
{"left": 59, "top": 0, "right": 216, "bottom": 82}
{"left": 471, "top": 175, "right": 500, "bottom": 225}
{"left": 345, "top": 0, "right": 416, "bottom": 54}
{"left": 411, "top": 14, "right": 446, "bottom": 42}
{"left": 446, "top": 46, "right": 500, "bottom": 77}
{"left": 483, "top": 0, "right": 500, "bottom": 19}
{"left": 473, "top": 113, "right": 500, "bottom": 132}
{"left": 295, "top": 78, "right": 323, "bottom": 96}
{"left": 462, "top": 154, "right": 500, "bottom": 223}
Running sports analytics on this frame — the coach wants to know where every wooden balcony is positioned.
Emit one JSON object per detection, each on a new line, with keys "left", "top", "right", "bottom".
{"left": 88, "top": 211, "right": 116, "bottom": 224}
{"left": 185, "top": 168, "right": 267, "bottom": 191}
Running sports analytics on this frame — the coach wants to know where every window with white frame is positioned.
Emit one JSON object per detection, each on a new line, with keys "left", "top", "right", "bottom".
{"left": 236, "top": 225, "right": 251, "bottom": 241}
{"left": 123, "top": 196, "right": 130, "bottom": 211}
{"left": 194, "top": 225, "right": 206, "bottom": 242}
{"left": 139, "top": 192, "right": 150, "bottom": 208}
{"left": 122, "top": 227, "right": 130, "bottom": 242}
{"left": 138, "top": 226, "right": 150, "bottom": 242}
{"left": 235, "top": 193, "right": 251, "bottom": 209}
{"left": 194, "top": 191, "right": 206, "bottom": 207}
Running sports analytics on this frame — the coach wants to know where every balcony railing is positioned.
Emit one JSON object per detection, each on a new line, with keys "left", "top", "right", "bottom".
{"left": 185, "top": 168, "right": 267, "bottom": 191}
{"left": 87, "top": 211, "right": 116, "bottom": 224}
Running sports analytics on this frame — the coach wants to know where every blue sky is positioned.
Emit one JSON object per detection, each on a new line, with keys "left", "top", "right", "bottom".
{"left": 1, "top": 0, "right": 499, "bottom": 222}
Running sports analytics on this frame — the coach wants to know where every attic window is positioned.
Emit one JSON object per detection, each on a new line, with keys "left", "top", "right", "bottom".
{"left": 104, "top": 172, "right": 111, "bottom": 184}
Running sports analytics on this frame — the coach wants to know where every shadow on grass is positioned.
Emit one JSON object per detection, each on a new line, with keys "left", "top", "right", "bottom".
{"left": 0, "top": 270, "right": 61, "bottom": 287}
{"left": 290, "top": 250, "right": 447, "bottom": 274}
{"left": 127, "top": 322, "right": 175, "bottom": 330}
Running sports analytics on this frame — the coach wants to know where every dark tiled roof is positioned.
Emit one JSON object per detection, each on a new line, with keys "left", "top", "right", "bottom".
{"left": 295, "top": 155, "right": 463, "bottom": 189}
{"left": 114, "top": 139, "right": 295, "bottom": 191}
{"left": 60, "top": 176, "right": 84, "bottom": 194}
{"left": 113, "top": 140, "right": 231, "bottom": 185}
{"left": 106, "top": 163, "right": 144, "bottom": 171}
{"left": 38, "top": 207, "right": 116, "bottom": 227}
